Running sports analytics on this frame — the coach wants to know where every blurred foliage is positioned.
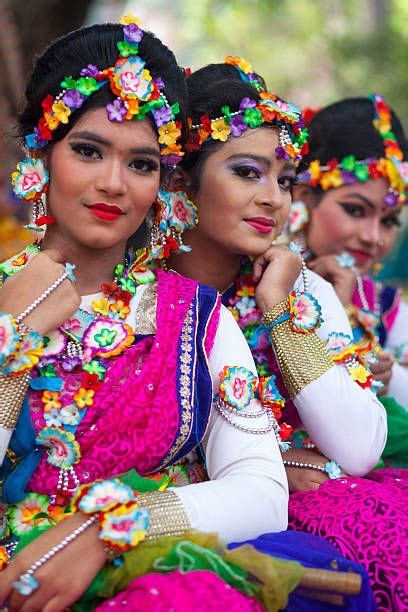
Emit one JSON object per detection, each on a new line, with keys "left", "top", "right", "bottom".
{"left": 168, "top": 0, "right": 408, "bottom": 128}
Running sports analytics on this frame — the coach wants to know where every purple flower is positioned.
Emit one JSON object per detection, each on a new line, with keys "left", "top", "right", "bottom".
{"left": 153, "top": 106, "right": 173, "bottom": 127}
{"left": 239, "top": 97, "right": 257, "bottom": 110}
{"left": 384, "top": 189, "right": 399, "bottom": 207}
{"left": 155, "top": 77, "right": 165, "bottom": 90}
{"left": 61, "top": 356, "right": 82, "bottom": 372}
{"left": 230, "top": 115, "right": 248, "bottom": 137}
{"left": 33, "top": 127, "right": 48, "bottom": 147}
{"left": 124, "top": 23, "right": 143, "bottom": 43}
{"left": 62, "top": 89, "right": 85, "bottom": 109}
{"left": 106, "top": 98, "right": 127, "bottom": 122}
{"left": 161, "top": 153, "right": 182, "bottom": 167}
{"left": 275, "top": 146, "right": 290, "bottom": 160}
{"left": 342, "top": 171, "right": 359, "bottom": 185}
{"left": 80, "top": 64, "right": 99, "bottom": 78}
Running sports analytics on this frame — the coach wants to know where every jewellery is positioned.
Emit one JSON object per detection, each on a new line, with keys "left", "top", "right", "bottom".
{"left": 72, "top": 478, "right": 149, "bottom": 553}
{"left": 216, "top": 365, "right": 290, "bottom": 447}
{"left": 12, "top": 516, "right": 96, "bottom": 596}
{"left": 0, "top": 371, "right": 31, "bottom": 429}
{"left": 148, "top": 189, "right": 198, "bottom": 260}
{"left": 137, "top": 490, "right": 190, "bottom": 540}
{"left": 11, "top": 157, "right": 54, "bottom": 232}
{"left": 297, "top": 94, "right": 407, "bottom": 206}
{"left": 335, "top": 252, "right": 357, "bottom": 269}
{"left": 262, "top": 290, "right": 322, "bottom": 335}
{"left": 24, "top": 15, "right": 184, "bottom": 167}
{"left": 187, "top": 56, "right": 308, "bottom": 163}
{"left": 0, "top": 315, "right": 43, "bottom": 375}
{"left": 15, "top": 263, "right": 76, "bottom": 325}
{"left": 283, "top": 459, "right": 342, "bottom": 479}
{"left": 288, "top": 200, "right": 310, "bottom": 235}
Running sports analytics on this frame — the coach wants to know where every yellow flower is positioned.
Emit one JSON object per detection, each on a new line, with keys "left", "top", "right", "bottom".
{"left": 92, "top": 297, "right": 110, "bottom": 316}
{"left": 52, "top": 100, "right": 71, "bottom": 124}
{"left": 386, "top": 159, "right": 404, "bottom": 192}
{"left": 109, "top": 300, "right": 131, "bottom": 319}
{"left": 120, "top": 13, "right": 140, "bottom": 26}
{"left": 309, "top": 160, "right": 321, "bottom": 181}
{"left": 225, "top": 55, "right": 253, "bottom": 74}
{"left": 211, "top": 119, "right": 231, "bottom": 142}
{"left": 158, "top": 121, "right": 181, "bottom": 146}
{"left": 125, "top": 98, "right": 140, "bottom": 117}
{"left": 74, "top": 387, "right": 95, "bottom": 409}
{"left": 44, "top": 112, "right": 60, "bottom": 131}
{"left": 349, "top": 364, "right": 371, "bottom": 384}
{"left": 321, "top": 169, "right": 342, "bottom": 190}
{"left": 42, "top": 391, "right": 61, "bottom": 412}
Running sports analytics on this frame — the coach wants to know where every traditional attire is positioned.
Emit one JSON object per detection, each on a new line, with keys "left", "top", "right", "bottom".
{"left": 222, "top": 259, "right": 407, "bottom": 611}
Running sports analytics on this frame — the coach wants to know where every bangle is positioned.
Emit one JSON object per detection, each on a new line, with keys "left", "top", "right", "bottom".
{"left": 262, "top": 298, "right": 289, "bottom": 329}
{"left": 284, "top": 459, "right": 342, "bottom": 479}
{"left": 12, "top": 516, "right": 96, "bottom": 596}
{"left": 0, "top": 371, "right": 31, "bottom": 429}
{"left": 137, "top": 490, "right": 190, "bottom": 540}
{"left": 72, "top": 478, "right": 149, "bottom": 554}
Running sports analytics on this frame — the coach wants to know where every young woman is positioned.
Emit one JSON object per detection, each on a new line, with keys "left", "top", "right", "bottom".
{"left": 290, "top": 96, "right": 408, "bottom": 468}
{"left": 0, "top": 18, "right": 296, "bottom": 611}
{"left": 170, "top": 60, "right": 405, "bottom": 609}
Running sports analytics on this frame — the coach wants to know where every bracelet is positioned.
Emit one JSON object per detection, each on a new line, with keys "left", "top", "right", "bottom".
{"left": 137, "top": 490, "right": 190, "bottom": 540}
{"left": 262, "top": 291, "right": 322, "bottom": 335}
{"left": 12, "top": 516, "right": 96, "bottom": 596}
{"left": 72, "top": 478, "right": 149, "bottom": 555}
{"left": 262, "top": 298, "right": 289, "bottom": 329}
{"left": 15, "top": 262, "right": 76, "bottom": 325}
{"left": 0, "top": 371, "right": 31, "bottom": 429}
{"left": 284, "top": 459, "right": 342, "bottom": 479}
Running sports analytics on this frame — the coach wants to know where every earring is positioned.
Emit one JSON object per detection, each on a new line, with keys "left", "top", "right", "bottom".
{"left": 11, "top": 156, "right": 55, "bottom": 232}
{"left": 148, "top": 188, "right": 198, "bottom": 261}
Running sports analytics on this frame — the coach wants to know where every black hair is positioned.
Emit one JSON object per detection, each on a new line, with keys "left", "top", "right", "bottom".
{"left": 302, "top": 96, "right": 408, "bottom": 167}
{"left": 17, "top": 23, "right": 188, "bottom": 145}
{"left": 182, "top": 63, "right": 268, "bottom": 184}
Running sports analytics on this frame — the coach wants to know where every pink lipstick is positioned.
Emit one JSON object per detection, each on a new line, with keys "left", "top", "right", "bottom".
{"left": 244, "top": 217, "right": 275, "bottom": 234}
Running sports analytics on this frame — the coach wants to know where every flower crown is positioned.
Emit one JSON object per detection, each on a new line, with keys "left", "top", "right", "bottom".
{"left": 25, "top": 14, "right": 184, "bottom": 167}
{"left": 186, "top": 56, "right": 308, "bottom": 163}
{"left": 297, "top": 93, "right": 407, "bottom": 206}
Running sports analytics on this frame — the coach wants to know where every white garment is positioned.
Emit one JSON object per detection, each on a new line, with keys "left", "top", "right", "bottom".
{"left": 82, "top": 288, "right": 289, "bottom": 544}
{"left": 384, "top": 300, "right": 408, "bottom": 410}
{"left": 290, "top": 270, "right": 387, "bottom": 477}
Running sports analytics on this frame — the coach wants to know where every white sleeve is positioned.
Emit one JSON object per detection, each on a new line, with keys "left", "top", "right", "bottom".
{"left": 174, "top": 305, "right": 288, "bottom": 543}
{"left": 384, "top": 301, "right": 408, "bottom": 410}
{"left": 290, "top": 270, "right": 387, "bottom": 477}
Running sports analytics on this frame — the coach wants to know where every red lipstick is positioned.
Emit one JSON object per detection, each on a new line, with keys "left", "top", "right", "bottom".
{"left": 347, "top": 249, "right": 373, "bottom": 265}
{"left": 244, "top": 217, "right": 275, "bottom": 235}
{"left": 86, "top": 203, "right": 124, "bottom": 221}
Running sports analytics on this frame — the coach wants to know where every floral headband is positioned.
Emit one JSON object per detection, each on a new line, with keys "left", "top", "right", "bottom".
{"left": 186, "top": 56, "right": 308, "bottom": 163}
{"left": 297, "top": 93, "right": 407, "bottom": 206}
{"left": 24, "top": 14, "right": 184, "bottom": 167}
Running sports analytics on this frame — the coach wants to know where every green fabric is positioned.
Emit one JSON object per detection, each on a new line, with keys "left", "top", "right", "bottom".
{"left": 73, "top": 531, "right": 304, "bottom": 612}
{"left": 382, "top": 397, "right": 408, "bottom": 467}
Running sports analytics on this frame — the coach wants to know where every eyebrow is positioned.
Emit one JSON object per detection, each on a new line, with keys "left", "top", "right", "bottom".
{"left": 225, "top": 153, "right": 295, "bottom": 172}
{"left": 341, "top": 192, "right": 375, "bottom": 210}
{"left": 68, "top": 131, "right": 161, "bottom": 157}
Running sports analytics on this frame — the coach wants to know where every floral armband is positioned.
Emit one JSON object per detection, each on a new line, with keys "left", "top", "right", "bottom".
{"left": 217, "top": 366, "right": 291, "bottom": 450}
{"left": 0, "top": 313, "right": 43, "bottom": 374}
{"left": 394, "top": 342, "right": 408, "bottom": 366}
{"left": 325, "top": 332, "right": 373, "bottom": 389}
{"left": 71, "top": 478, "right": 149, "bottom": 556}
{"left": 262, "top": 291, "right": 323, "bottom": 334}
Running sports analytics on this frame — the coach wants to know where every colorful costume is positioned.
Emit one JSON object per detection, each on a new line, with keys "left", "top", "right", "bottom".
{"left": 222, "top": 259, "right": 407, "bottom": 611}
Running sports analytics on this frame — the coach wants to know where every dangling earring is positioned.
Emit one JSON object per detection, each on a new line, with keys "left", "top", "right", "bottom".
{"left": 148, "top": 188, "right": 198, "bottom": 262}
{"left": 285, "top": 200, "right": 310, "bottom": 257}
{"left": 11, "top": 156, "right": 55, "bottom": 232}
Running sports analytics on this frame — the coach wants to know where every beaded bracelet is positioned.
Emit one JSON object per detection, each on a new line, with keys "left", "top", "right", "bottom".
{"left": 0, "top": 313, "right": 43, "bottom": 375}
{"left": 12, "top": 516, "right": 96, "bottom": 596}
{"left": 283, "top": 459, "right": 342, "bottom": 479}
{"left": 262, "top": 291, "right": 322, "bottom": 334}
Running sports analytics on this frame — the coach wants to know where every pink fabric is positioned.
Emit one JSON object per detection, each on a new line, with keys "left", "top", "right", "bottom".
{"left": 288, "top": 469, "right": 408, "bottom": 611}
{"left": 28, "top": 271, "right": 219, "bottom": 495}
{"left": 352, "top": 276, "right": 401, "bottom": 333}
{"left": 95, "top": 570, "right": 263, "bottom": 611}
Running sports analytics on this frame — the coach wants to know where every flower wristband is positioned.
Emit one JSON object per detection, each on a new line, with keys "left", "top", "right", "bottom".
{"left": 71, "top": 478, "right": 149, "bottom": 554}
{"left": 262, "top": 292, "right": 323, "bottom": 335}
{"left": 0, "top": 313, "right": 43, "bottom": 374}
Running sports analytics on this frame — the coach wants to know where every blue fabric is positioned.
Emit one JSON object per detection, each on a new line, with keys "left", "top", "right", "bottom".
{"left": 230, "top": 531, "right": 377, "bottom": 611}
{"left": 378, "top": 283, "right": 399, "bottom": 346}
